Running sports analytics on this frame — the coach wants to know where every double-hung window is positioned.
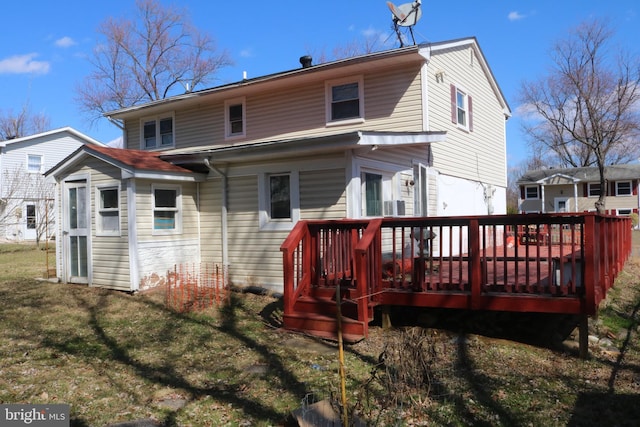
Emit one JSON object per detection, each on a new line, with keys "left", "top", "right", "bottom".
{"left": 524, "top": 185, "right": 539, "bottom": 200}
{"left": 450, "top": 84, "right": 473, "bottom": 131}
{"left": 588, "top": 183, "right": 601, "bottom": 197}
{"left": 258, "top": 171, "right": 299, "bottom": 231}
{"left": 152, "top": 185, "right": 181, "bottom": 234}
{"left": 326, "top": 76, "right": 364, "bottom": 124}
{"left": 225, "top": 97, "right": 246, "bottom": 139}
{"left": 269, "top": 174, "right": 291, "bottom": 220}
{"left": 96, "top": 185, "right": 120, "bottom": 236}
{"left": 27, "top": 154, "right": 43, "bottom": 173}
{"left": 616, "top": 181, "right": 632, "bottom": 196}
{"left": 142, "top": 115, "right": 174, "bottom": 149}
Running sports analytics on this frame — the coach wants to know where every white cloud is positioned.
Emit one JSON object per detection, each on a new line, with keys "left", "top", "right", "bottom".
{"left": 55, "top": 36, "right": 77, "bottom": 48}
{"left": 0, "top": 53, "right": 50, "bottom": 74}
{"left": 239, "top": 48, "right": 253, "bottom": 58}
{"left": 508, "top": 11, "right": 526, "bottom": 21}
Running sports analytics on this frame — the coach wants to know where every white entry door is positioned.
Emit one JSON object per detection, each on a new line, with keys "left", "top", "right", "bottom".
{"left": 555, "top": 197, "right": 569, "bottom": 213}
{"left": 23, "top": 202, "right": 37, "bottom": 240}
{"left": 64, "top": 181, "right": 90, "bottom": 284}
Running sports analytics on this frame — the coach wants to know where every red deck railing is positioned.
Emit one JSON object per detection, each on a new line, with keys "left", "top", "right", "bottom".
{"left": 281, "top": 213, "right": 632, "bottom": 338}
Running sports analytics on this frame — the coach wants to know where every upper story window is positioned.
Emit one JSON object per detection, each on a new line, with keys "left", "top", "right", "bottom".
{"left": 450, "top": 84, "right": 473, "bottom": 131}
{"left": 142, "top": 115, "right": 174, "bottom": 149}
{"left": 588, "top": 183, "right": 601, "bottom": 197}
{"left": 27, "top": 154, "right": 43, "bottom": 173}
{"left": 258, "top": 171, "right": 300, "bottom": 231}
{"left": 326, "top": 76, "right": 364, "bottom": 124}
{"left": 96, "top": 185, "right": 120, "bottom": 236}
{"left": 225, "top": 97, "right": 246, "bottom": 139}
{"left": 616, "top": 181, "right": 632, "bottom": 196}
{"left": 524, "top": 185, "right": 539, "bottom": 199}
{"left": 152, "top": 185, "right": 181, "bottom": 234}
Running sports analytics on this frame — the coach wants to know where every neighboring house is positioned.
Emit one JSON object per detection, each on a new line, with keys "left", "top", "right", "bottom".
{"left": 0, "top": 127, "right": 103, "bottom": 242}
{"left": 517, "top": 165, "right": 640, "bottom": 217}
{"left": 46, "top": 38, "right": 511, "bottom": 293}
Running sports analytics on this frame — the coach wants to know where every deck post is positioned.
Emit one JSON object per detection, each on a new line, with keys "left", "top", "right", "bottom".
{"left": 579, "top": 313, "right": 589, "bottom": 359}
{"left": 469, "top": 219, "right": 481, "bottom": 309}
{"left": 381, "top": 306, "right": 392, "bottom": 329}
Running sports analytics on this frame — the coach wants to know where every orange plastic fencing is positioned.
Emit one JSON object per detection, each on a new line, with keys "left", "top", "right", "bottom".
{"left": 165, "top": 263, "right": 229, "bottom": 313}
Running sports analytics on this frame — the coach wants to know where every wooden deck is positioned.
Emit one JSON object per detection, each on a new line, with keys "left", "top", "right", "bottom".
{"left": 280, "top": 213, "right": 632, "bottom": 348}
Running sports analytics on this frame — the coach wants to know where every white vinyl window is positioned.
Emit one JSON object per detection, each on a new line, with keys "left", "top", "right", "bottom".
{"left": 450, "top": 84, "right": 473, "bottom": 131}
{"left": 326, "top": 76, "right": 364, "bottom": 124}
{"left": 524, "top": 185, "right": 539, "bottom": 200}
{"left": 258, "top": 171, "right": 299, "bottom": 231}
{"left": 588, "top": 183, "right": 601, "bottom": 197}
{"left": 617, "top": 208, "right": 632, "bottom": 216}
{"left": 152, "top": 185, "right": 181, "bottom": 234}
{"left": 225, "top": 97, "right": 246, "bottom": 139}
{"left": 96, "top": 185, "right": 120, "bottom": 236}
{"left": 616, "top": 181, "right": 632, "bottom": 196}
{"left": 142, "top": 114, "right": 174, "bottom": 149}
{"left": 27, "top": 154, "right": 43, "bottom": 173}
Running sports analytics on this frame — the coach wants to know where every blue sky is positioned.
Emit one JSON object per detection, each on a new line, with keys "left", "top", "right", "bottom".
{"left": 1, "top": 1, "right": 638, "bottom": 166}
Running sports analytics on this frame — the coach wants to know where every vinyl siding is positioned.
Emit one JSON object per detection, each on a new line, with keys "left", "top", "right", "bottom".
{"left": 87, "top": 159, "right": 131, "bottom": 290}
{"left": 223, "top": 162, "right": 348, "bottom": 290}
{"left": 56, "top": 157, "right": 132, "bottom": 291}
{"left": 134, "top": 179, "right": 200, "bottom": 241}
{"left": 299, "top": 168, "right": 346, "bottom": 219}
{"left": 199, "top": 179, "right": 223, "bottom": 265}
{"left": 122, "top": 63, "right": 425, "bottom": 150}
{"left": 225, "top": 175, "right": 267, "bottom": 287}
{"left": 428, "top": 45, "right": 507, "bottom": 188}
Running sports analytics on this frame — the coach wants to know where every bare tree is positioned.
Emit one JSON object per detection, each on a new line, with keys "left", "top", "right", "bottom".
{"left": 518, "top": 18, "right": 640, "bottom": 213}
{"left": 507, "top": 155, "right": 551, "bottom": 214}
{"left": 0, "top": 103, "right": 50, "bottom": 140}
{"left": 76, "top": 0, "right": 232, "bottom": 127}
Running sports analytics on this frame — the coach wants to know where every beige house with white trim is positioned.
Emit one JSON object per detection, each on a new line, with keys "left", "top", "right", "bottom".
{"left": 517, "top": 165, "right": 640, "bottom": 218}
{"left": 47, "top": 38, "right": 511, "bottom": 292}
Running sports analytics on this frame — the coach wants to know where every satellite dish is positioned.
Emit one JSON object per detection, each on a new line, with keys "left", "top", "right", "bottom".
{"left": 386, "top": 0, "right": 422, "bottom": 47}
{"left": 387, "top": 0, "right": 422, "bottom": 26}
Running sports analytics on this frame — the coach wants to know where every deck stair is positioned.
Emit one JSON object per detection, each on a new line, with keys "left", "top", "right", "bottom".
{"left": 282, "top": 286, "right": 373, "bottom": 342}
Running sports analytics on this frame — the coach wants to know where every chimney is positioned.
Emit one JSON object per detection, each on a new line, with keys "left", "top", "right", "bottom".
{"left": 299, "top": 55, "right": 313, "bottom": 68}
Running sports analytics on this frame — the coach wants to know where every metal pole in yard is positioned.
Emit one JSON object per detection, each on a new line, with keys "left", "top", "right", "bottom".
{"left": 336, "top": 283, "right": 349, "bottom": 427}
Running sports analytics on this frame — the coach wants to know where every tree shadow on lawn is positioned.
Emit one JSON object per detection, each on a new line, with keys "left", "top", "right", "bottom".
{"left": 40, "top": 289, "right": 315, "bottom": 426}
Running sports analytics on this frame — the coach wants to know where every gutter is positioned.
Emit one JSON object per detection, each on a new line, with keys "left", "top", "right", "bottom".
{"left": 203, "top": 158, "right": 229, "bottom": 272}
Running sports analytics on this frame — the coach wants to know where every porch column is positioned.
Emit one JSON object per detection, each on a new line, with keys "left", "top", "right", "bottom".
{"left": 573, "top": 183, "right": 579, "bottom": 212}
{"left": 541, "top": 184, "right": 546, "bottom": 213}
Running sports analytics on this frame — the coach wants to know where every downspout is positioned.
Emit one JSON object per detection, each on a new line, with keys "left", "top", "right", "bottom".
{"left": 203, "top": 158, "right": 229, "bottom": 272}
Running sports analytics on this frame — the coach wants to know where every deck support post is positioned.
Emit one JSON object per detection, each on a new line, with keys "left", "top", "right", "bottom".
{"left": 381, "top": 306, "right": 392, "bottom": 329}
{"left": 579, "top": 314, "right": 589, "bottom": 359}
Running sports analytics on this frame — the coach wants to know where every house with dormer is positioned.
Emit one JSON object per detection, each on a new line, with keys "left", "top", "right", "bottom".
{"left": 46, "top": 38, "right": 511, "bottom": 293}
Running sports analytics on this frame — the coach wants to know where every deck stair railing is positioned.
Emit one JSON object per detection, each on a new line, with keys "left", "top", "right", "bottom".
{"left": 281, "top": 213, "right": 632, "bottom": 341}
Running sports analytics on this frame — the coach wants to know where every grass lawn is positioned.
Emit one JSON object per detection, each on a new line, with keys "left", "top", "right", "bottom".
{"left": 1, "top": 239, "right": 640, "bottom": 426}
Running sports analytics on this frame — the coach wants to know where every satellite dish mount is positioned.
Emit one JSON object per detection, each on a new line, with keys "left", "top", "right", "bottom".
{"left": 386, "top": 0, "right": 422, "bottom": 47}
